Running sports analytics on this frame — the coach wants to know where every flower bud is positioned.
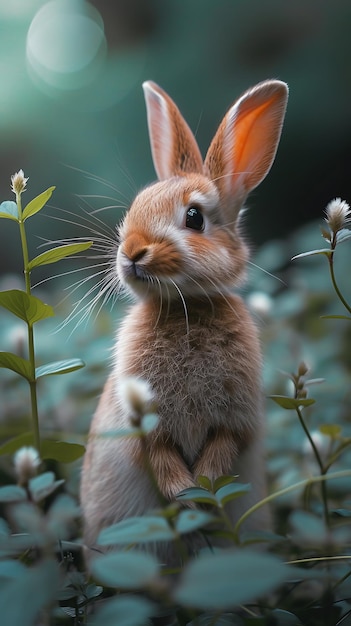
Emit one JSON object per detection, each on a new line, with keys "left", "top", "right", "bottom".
{"left": 10, "top": 169, "right": 28, "bottom": 195}
{"left": 324, "top": 198, "right": 351, "bottom": 233}
{"left": 14, "top": 446, "right": 40, "bottom": 485}
{"left": 298, "top": 361, "right": 309, "bottom": 377}
{"left": 118, "top": 377, "right": 156, "bottom": 425}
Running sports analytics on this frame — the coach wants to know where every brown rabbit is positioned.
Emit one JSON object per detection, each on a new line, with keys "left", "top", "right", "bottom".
{"left": 80, "top": 79, "right": 288, "bottom": 564}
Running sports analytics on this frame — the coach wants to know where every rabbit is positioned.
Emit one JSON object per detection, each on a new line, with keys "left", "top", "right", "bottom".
{"left": 80, "top": 79, "right": 288, "bottom": 565}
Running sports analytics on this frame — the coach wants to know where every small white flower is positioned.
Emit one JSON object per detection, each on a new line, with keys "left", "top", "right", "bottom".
{"left": 325, "top": 198, "right": 351, "bottom": 233}
{"left": 11, "top": 169, "right": 28, "bottom": 195}
{"left": 247, "top": 291, "right": 273, "bottom": 317}
{"left": 118, "top": 376, "right": 155, "bottom": 423}
{"left": 14, "top": 446, "right": 40, "bottom": 484}
{"left": 302, "top": 430, "right": 329, "bottom": 460}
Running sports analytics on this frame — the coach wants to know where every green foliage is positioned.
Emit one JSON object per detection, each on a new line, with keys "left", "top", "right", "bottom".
{"left": 1, "top": 177, "right": 351, "bottom": 625}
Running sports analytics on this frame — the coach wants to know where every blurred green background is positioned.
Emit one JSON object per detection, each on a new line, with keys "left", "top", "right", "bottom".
{"left": 1, "top": 0, "right": 351, "bottom": 274}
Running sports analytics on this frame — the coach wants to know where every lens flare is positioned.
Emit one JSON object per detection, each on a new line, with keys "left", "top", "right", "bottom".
{"left": 26, "top": 0, "right": 107, "bottom": 92}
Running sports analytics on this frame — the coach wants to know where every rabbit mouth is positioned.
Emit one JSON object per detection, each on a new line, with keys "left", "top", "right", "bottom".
{"left": 121, "top": 259, "right": 150, "bottom": 284}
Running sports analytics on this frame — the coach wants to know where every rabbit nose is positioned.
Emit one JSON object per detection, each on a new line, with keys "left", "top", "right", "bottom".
{"left": 123, "top": 234, "right": 149, "bottom": 263}
{"left": 131, "top": 248, "right": 147, "bottom": 263}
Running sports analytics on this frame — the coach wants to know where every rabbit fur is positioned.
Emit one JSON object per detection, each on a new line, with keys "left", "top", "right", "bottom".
{"left": 80, "top": 79, "right": 288, "bottom": 564}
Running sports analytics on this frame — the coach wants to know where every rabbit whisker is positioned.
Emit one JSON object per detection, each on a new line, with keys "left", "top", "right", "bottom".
{"left": 169, "top": 278, "right": 189, "bottom": 337}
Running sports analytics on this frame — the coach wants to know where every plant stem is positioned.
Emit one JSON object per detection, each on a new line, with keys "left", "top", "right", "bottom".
{"left": 17, "top": 193, "right": 41, "bottom": 456}
{"left": 233, "top": 469, "right": 351, "bottom": 540}
{"left": 295, "top": 406, "right": 330, "bottom": 528}
{"left": 328, "top": 251, "right": 351, "bottom": 315}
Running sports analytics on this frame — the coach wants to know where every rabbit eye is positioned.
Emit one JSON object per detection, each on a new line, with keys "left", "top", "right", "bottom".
{"left": 186, "top": 206, "right": 204, "bottom": 231}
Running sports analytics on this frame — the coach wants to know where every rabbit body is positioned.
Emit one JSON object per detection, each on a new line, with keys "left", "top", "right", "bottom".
{"left": 81, "top": 80, "right": 288, "bottom": 563}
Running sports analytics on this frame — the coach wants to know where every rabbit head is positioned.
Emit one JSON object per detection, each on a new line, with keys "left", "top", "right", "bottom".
{"left": 117, "top": 79, "right": 288, "bottom": 301}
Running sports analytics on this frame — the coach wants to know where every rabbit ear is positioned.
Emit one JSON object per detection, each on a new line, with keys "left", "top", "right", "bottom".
{"left": 204, "top": 79, "right": 288, "bottom": 218}
{"left": 143, "top": 81, "right": 204, "bottom": 180}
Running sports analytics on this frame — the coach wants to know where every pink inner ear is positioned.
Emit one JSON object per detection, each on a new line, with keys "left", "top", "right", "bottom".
{"left": 228, "top": 92, "right": 286, "bottom": 192}
{"left": 143, "top": 81, "right": 203, "bottom": 180}
{"left": 205, "top": 80, "right": 288, "bottom": 210}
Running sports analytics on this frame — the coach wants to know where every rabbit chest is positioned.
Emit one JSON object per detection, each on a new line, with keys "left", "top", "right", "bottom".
{"left": 114, "top": 297, "right": 262, "bottom": 465}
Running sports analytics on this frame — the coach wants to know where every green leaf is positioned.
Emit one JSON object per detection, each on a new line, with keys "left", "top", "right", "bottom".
{"left": 92, "top": 595, "right": 156, "bottom": 626}
{"left": 0, "top": 559, "right": 59, "bottom": 626}
{"left": 174, "top": 550, "right": 289, "bottom": 609}
{"left": 36, "top": 358, "right": 85, "bottom": 378}
{"left": 292, "top": 249, "right": 331, "bottom": 260}
{"left": 0, "top": 432, "right": 35, "bottom": 456}
{"left": 176, "top": 487, "right": 218, "bottom": 506}
{"left": 0, "top": 433, "right": 85, "bottom": 463}
{"left": 41, "top": 440, "right": 85, "bottom": 463}
{"left": 28, "top": 241, "right": 93, "bottom": 271}
{"left": 215, "top": 482, "right": 251, "bottom": 507}
{"left": 197, "top": 475, "right": 213, "bottom": 490}
{"left": 28, "top": 471, "right": 64, "bottom": 502}
{"left": 0, "top": 201, "right": 18, "bottom": 222}
{"left": 0, "top": 351, "right": 32, "bottom": 380}
{"left": 320, "top": 314, "right": 351, "bottom": 320}
{"left": 176, "top": 509, "right": 214, "bottom": 534}
{"left": 22, "top": 186, "right": 55, "bottom": 220}
{"left": 0, "top": 485, "right": 27, "bottom": 503}
{"left": 319, "top": 424, "right": 342, "bottom": 438}
{"left": 91, "top": 551, "right": 159, "bottom": 589}
{"left": 0, "top": 290, "right": 54, "bottom": 325}
{"left": 213, "top": 475, "right": 238, "bottom": 491}
{"left": 269, "top": 395, "right": 316, "bottom": 410}
{"left": 97, "top": 515, "right": 175, "bottom": 546}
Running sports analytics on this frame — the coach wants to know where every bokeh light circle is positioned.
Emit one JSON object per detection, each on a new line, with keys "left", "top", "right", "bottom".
{"left": 26, "top": 0, "right": 107, "bottom": 92}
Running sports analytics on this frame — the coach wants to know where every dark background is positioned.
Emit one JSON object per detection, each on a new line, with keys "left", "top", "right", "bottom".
{"left": 1, "top": 0, "right": 351, "bottom": 275}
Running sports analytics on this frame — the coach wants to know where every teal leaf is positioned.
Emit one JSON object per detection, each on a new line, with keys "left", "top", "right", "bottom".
{"left": 0, "top": 351, "right": 32, "bottom": 381}
{"left": 28, "top": 472, "right": 64, "bottom": 502}
{"left": 91, "top": 551, "right": 159, "bottom": 589}
{"left": 0, "top": 290, "right": 54, "bottom": 325}
{"left": 269, "top": 609, "right": 303, "bottom": 625}
{"left": 0, "top": 560, "right": 27, "bottom": 582}
{"left": 176, "top": 509, "right": 214, "bottom": 534}
{"left": 36, "top": 358, "right": 85, "bottom": 378}
{"left": 240, "top": 530, "right": 285, "bottom": 546}
{"left": 336, "top": 228, "right": 351, "bottom": 244}
{"left": 174, "top": 550, "right": 289, "bottom": 610}
{"left": 215, "top": 482, "right": 251, "bottom": 507}
{"left": 289, "top": 510, "right": 328, "bottom": 546}
{"left": 97, "top": 515, "right": 175, "bottom": 545}
{"left": 269, "top": 395, "right": 316, "bottom": 410}
{"left": 141, "top": 413, "right": 159, "bottom": 433}
{"left": 176, "top": 487, "right": 217, "bottom": 506}
{"left": 0, "top": 485, "right": 27, "bottom": 503}
{"left": 28, "top": 241, "right": 93, "bottom": 271}
{"left": 22, "top": 186, "right": 55, "bottom": 220}
{"left": 0, "top": 559, "right": 59, "bottom": 626}
{"left": 92, "top": 595, "right": 156, "bottom": 626}
{"left": 292, "top": 249, "right": 331, "bottom": 260}
{"left": 0, "top": 201, "right": 18, "bottom": 222}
